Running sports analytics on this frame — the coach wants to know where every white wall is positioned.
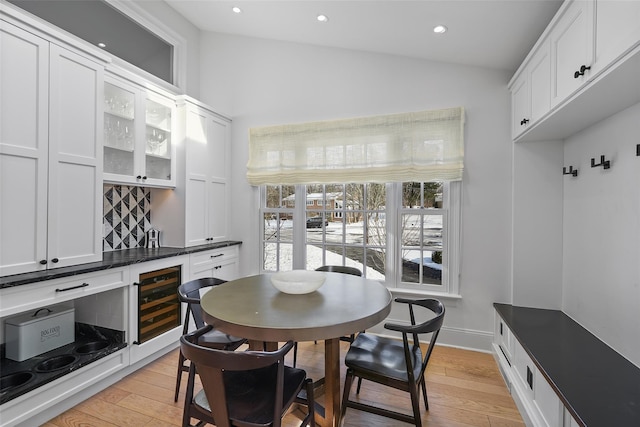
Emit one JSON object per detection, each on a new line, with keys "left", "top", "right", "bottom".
{"left": 512, "top": 139, "right": 564, "bottom": 309}
{"left": 198, "top": 33, "right": 514, "bottom": 351}
{"left": 562, "top": 102, "right": 640, "bottom": 366}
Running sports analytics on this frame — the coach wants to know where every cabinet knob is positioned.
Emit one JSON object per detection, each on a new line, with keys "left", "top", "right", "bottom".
{"left": 40, "top": 259, "right": 48, "bottom": 265}
{"left": 137, "top": 175, "right": 142, "bottom": 179}
{"left": 51, "top": 258, "right": 59, "bottom": 263}
{"left": 520, "top": 118, "right": 529, "bottom": 126}
{"left": 142, "top": 176, "right": 147, "bottom": 180}
{"left": 573, "top": 64, "right": 591, "bottom": 78}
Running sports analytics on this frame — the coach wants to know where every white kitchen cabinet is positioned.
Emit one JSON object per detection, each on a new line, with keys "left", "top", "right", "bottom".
{"left": 534, "top": 368, "right": 564, "bottom": 427}
{"left": 513, "top": 339, "right": 536, "bottom": 401}
{"left": 494, "top": 309, "right": 572, "bottom": 427}
{"left": 592, "top": 0, "right": 640, "bottom": 74}
{"left": 511, "top": 41, "right": 551, "bottom": 139}
{"left": 189, "top": 246, "right": 239, "bottom": 281}
{"left": 102, "top": 72, "right": 176, "bottom": 188}
{"left": 0, "top": 18, "right": 104, "bottom": 276}
{"left": 0, "top": 349, "right": 128, "bottom": 427}
{"left": 0, "top": 268, "right": 128, "bottom": 320}
{"left": 511, "top": 0, "right": 640, "bottom": 142}
{"left": 511, "top": 73, "right": 530, "bottom": 139}
{"left": 154, "top": 97, "right": 231, "bottom": 247}
{"left": 494, "top": 312, "right": 515, "bottom": 366}
{"left": 549, "top": 0, "right": 594, "bottom": 106}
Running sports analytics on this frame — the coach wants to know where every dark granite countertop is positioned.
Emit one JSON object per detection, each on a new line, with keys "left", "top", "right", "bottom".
{"left": 0, "top": 241, "right": 242, "bottom": 289}
{"left": 494, "top": 303, "right": 640, "bottom": 427}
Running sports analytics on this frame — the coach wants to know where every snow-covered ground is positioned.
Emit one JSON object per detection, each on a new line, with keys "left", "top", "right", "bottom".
{"left": 263, "top": 219, "right": 440, "bottom": 280}
{"left": 264, "top": 243, "right": 386, "bottom": 280}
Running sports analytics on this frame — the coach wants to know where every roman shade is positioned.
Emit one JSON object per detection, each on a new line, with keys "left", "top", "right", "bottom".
{"left": 247, "top": 107, "right": 465, "bottom": 185}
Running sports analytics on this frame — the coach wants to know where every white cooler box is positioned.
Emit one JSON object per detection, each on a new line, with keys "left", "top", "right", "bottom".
{"left": 5, "top": 305, "right": 75, "bottom": 362}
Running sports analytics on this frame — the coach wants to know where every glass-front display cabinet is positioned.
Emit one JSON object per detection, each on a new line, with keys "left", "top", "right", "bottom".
{"left": 103, "top": 74, "right": 176, "bottom": 188}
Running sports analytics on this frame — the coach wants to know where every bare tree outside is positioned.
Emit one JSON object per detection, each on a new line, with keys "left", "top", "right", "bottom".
{"left": 261, "top": 182, "right": 445, "bottom": 285}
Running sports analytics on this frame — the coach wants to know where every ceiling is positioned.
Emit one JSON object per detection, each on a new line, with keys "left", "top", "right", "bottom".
{"left": 165, "top": 0, "right": 563, "bottom": 72}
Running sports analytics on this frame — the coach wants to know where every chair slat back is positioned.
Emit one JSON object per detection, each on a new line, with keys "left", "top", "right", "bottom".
{"left": 180, "top": 326, "right": 294, "bottom": 427}
{"left": 385, "top": 298, "right": 445, "bottom": 386}
{"left": 315, "top": 265, "right": 362, "bottom": 276}
{"left": 177, "top": 278, "right": 227, "bottom": 329}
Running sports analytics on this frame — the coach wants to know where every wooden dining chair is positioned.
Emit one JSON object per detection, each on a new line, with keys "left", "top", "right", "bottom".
{"left": 340, "top": 298, "right": 445, "bottom": 427}
{"left": 180, "top": 325, "right": 315, "bottom": 427}
{"left": 291, "top": 265, "right": 363, "bottom": 367}
{"left": 174, "top": 277, "right": 247, "bottom": 402}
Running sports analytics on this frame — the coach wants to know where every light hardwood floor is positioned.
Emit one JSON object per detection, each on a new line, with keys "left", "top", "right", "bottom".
{"left": 43, "top": 341, "right": 524, "bottom": 427}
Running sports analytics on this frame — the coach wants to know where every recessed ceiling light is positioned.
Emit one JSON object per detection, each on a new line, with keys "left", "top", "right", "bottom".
{"left": 317, "top": 14, "right": 329, "bottom": 23}
{"left": 232, "top": 6, "right": 242, "bottom": 14}
{"left": 433, "top": 25, "right": 447, "bottom": 34}
{"left": 97, "top": 42, "right": 107, "bottom": 48}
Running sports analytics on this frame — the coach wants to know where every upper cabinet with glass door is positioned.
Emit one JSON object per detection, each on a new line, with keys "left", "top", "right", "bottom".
{"left": 103, "top": 73, "right": 176, "bottom": 188}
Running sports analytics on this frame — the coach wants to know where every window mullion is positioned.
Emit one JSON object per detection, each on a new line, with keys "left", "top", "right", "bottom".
{"left": 292, "top": 184, "right": 307, "bottom": 269}
{"left": 387, "top": 183, "right": 400, "bottom": 286}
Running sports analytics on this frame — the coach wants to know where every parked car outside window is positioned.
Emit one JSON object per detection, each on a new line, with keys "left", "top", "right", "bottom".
{"left": 306, "top": 217, "right": 328, "bottom": 228}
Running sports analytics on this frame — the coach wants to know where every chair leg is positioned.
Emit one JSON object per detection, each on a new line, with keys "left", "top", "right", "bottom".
{"left": 305, "top": 378, "right": 315, "bottom": 427}
{"left": 421, "top": 378, "right": 429, "bottom": 410}
{"left": 293, "top": 342, "right": 298, "bottom": 368}
{"left": 356, "top": 377, "right": 363, "bottom": 394}
{"left": 182, "top": 364, "right": 197, "bottom": 427}
{"left": 174, "top": 350, "right": 186, "bottom": 402}
{"left": 341, "top": 368, "right": 355, "bottom": 420}
{"left": 409, "top": 385, "right": 423, "bottom": 427}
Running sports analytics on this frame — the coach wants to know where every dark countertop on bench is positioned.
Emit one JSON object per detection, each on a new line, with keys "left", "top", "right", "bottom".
{"left": 494, "top": 303, "right": 640, "bottom": 427}
{"left": 0, "top": 241, "right": 242, "bottom": 289}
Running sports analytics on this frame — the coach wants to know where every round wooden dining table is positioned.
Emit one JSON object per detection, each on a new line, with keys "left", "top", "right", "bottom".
{"left": 200, "top": 271, "right": 393, "bottom": 427}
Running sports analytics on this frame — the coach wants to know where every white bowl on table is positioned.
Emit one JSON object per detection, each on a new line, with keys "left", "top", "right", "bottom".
{"left": 270, "top": 270, "right": 326, "bottom": 294}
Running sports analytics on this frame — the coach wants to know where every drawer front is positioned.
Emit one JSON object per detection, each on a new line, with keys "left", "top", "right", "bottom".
{"left": 190, "top": 247, "right": 238, "bottom": 276}
{"left": 0, "top": 268, "right": 128, "bottom": 318}
{"left": 190, "top": 247, "right": 238, "bottom": 269}
{"left": 494, "top": 312, "right": 514, "bottom": 364}
{"left": 534, "top": 369, "right": 563, "bottom": 427}
{"left": 513, "top": 339, "right": 535, "bottom": 399}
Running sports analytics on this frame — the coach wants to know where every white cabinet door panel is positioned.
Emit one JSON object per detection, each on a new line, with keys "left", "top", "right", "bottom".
{"left": 511, "top": 74, "right": 529, "bottom": 138}
{"left": 185, "top": 176, "right": 208, "bottom": 246}
{"left": 47, "top": 44, "right": 103, "bottom": 269}
{"left": 0, "top": 21, "right": 49, "bottom": 275}
{"left": 550, "top": 0, "right": 594, "bottom": 106}
{"left": 529, "top": 42, "right": 551, "bottom": 124}
{"left": 534, "top": 369, "right": 563, "bottom": 427}
{"left": 594, "top": 0, "right": 640, "bottom": 73}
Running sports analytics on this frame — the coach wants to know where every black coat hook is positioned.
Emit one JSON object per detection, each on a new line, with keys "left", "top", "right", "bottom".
{"left": 562, "top": 166, "right": 578, "bottom": 177}
{"left": 591, "top": 155, "right": 610, "bottom": 169}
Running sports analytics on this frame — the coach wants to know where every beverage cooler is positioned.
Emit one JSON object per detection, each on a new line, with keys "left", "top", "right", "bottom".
{"left": 128, "top": 256, "right": 187, "bottom": 364}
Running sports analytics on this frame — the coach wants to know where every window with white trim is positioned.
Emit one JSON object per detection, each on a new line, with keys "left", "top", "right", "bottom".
{"left": 260, "top": 181, "right": 461, "bottom": 294}
{"left": 252, "top": 106, "right": 464, "bottom": 295}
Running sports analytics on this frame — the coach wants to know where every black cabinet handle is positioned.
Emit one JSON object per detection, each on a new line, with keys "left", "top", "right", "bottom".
{"left": 56, "top": 282, "right": 89, "bottom": 292}
{"left": 574, "top": 64, "right": 591, "bottom": 78}
{"left": 137, "top": 175, "right": 142, "bottom": 179}
{"left": 211, "top": 253, "right": 224, "bottom": 258}
{"left": 40, "top": 259, "right": 47, "bottom": 265}
{"left": 520, "top": 118, "right": 529, "bottom": 126}
{"left": 142, "top": 176, "right": 147, "bottom": 180}
{"left": 51, "top": 258, "right": 59, "bottom": 263}
{"left": 526, "top": 366, "right": 533, "bottom": 389}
